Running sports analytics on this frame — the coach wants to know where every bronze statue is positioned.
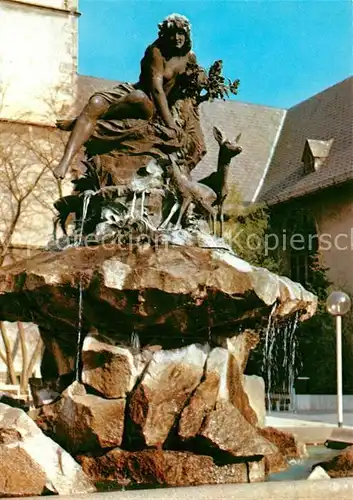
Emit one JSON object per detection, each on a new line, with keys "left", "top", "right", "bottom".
{"left": 54, "top": 14, "right": 205, "bottom": 180}
{"left": 159, "top": 154, "right": 217, "bottom": 231}
{"left": 51, "top": 14, "right": 241, "bottom": 245}
{"left": 199, "top": 127, "right": 242, "bottom": 237}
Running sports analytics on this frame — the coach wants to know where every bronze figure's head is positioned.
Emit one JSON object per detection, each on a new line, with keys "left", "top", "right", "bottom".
{"left": 158, "top": 13, "right": 192, "bottom": 54}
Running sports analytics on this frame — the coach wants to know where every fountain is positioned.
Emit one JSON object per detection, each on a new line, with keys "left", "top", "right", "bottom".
{"left": 262, "top": 310, "right": 299, "bottom": 411}
{"left": 0, "top": 13, "right": 319, "bottom": 497}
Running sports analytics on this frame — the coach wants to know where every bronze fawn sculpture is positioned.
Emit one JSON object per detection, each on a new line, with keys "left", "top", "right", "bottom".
{"left": 160, "top": 155, "right": 217, "bottom": 231}
{"left": 199, "top": 126, "right": 242, "bottom": 237}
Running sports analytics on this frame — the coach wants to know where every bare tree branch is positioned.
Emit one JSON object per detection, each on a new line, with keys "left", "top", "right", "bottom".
{"left": 0, "top": 321, "right": 17, "bottom": 385}
{"left": 17, "top": 321, "right": 29, "bottom": 393}
{"left": 0, "top": 348, "right": 7, "bottom": 365}
{"left": 0, "top": 82, "right": 71, "bottom": 388}
{"left": 25, "top": 338, "right": 44, "bottom": 384}
{"left": 11, "top": 329, "right": 20, "bottom": 360}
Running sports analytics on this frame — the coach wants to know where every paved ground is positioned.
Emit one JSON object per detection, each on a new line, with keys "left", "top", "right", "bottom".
{"left": 19, "top": 478, "right": 353, "bottom": 500}
{"left": 266, "top": 410, "right": 353, "bottom": 427}
{"left": 266, "top": 410, "right": 353, "bottom": 444}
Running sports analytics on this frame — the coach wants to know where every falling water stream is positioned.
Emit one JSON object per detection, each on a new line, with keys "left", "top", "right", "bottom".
{"left": 262, "top": 306, "right": 300, "bottom": 412}
{"left": 130, "top": 330, "right": 140, "bottom": 350}
{"left": 287, "top": 312, "right": 299, "bottom": 400}
{"left": 262, "top": 303, "right": 277, "bottom": 410}
{"left": 75, "top": 191, "right": 93, "bottom": 380}
{"left": 77, "top": 191, "right": 93, "bottom": 247}
{"left": 75, "top": 277, "right": 84, "bottom": 381}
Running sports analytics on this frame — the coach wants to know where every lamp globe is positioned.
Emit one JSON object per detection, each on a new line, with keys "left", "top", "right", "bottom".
{"left": 326, "top": 291, "right": 351, "bottom": 316}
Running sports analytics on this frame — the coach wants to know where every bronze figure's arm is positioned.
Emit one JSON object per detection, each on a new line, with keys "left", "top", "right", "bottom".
{"left": 187, "top": 51, "right": 207, "bottom": 86}
{"left": 144, "top": 46, "right": 177, "bottom": 131}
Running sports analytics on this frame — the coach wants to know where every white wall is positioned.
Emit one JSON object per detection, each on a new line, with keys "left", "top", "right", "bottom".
{"left": 0, "top": 0, "right": 78, "bottom": 125}
{"left": 296, "top": 394, "right": 353, "bottom": 412}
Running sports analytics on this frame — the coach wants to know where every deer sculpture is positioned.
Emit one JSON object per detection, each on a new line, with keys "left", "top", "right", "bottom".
{"left": 199, "top": 126, "right": 242, "bottom": 237}
{"left": 159, "top": 155, "right": 217, "bottom": 232}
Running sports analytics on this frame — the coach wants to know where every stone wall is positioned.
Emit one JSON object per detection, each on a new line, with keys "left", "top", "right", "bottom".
{"left": 314, "top": 186, "right": 353, "bottom": 292}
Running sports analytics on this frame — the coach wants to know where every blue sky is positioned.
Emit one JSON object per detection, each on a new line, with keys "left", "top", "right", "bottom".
{"left": 78, "top": 0, "right": 352, "bottom": 109}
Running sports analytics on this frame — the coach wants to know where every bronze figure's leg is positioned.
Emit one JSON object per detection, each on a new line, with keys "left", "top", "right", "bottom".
{"left": 54, "top": 95, "right": 110, "bottom": 179}
{"left": 175, "top": 197, "right": 191, "bottom": 229}
{"left": 54, "top": 90, "right": 154, "bottom": 180}
{"left": 102, "top": 90, "right": 154, "bottom": 121}
{"left": 159, "top": 201, "right": 180, "bottom": 229}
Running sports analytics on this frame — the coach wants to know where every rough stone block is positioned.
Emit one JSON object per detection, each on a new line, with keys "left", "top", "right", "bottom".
{"left": 0, "top": 402, "right": 95, "bottom": 495}
{"left": 243, "top": 375, "right": 266, "bottom": 426}
{"left": 34, "top": 381, "right": 125, "bottom": 453}
{"left": 78, "top": 448, "right": 249, "bottom": 487}
{"left": 82, "top": 332, "right": 149, "bottom": 398}
{"left": 129, "top": 344, "right": 208, "bottom": 446}
{"left": 199, "top": 399, "right": 280, "bottom": 462}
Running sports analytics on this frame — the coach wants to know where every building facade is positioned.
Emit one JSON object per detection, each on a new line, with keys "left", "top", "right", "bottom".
{"left": 259, "top": 77, "right": 353, "bottom": 291}
{"left": 0, "top": 1, "right": 351, "bottom": 395}
{"left": 0, "top": 0, "right": 79, "bottom": 124}
{"left": 0, "top": 0, "right": 78, "bottom": 255}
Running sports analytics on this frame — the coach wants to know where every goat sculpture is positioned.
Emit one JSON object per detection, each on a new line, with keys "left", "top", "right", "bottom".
{"left": 199, "top": 126, "right": 242, "bottom": 236}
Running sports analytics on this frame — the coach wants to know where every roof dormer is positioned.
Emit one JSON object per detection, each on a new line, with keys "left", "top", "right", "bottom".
{"left": 302, "top": 138, "right": 334, "bottom": 174}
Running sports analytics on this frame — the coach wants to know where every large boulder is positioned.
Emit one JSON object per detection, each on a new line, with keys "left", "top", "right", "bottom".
{"left": 0, "top": 402, "right": 95, "bottom": 496}
{"left": 77, "top": 448, "right": 259, "bottom": 487}
{"left": 34, "top": 381, "right": 125, "bottom": 454}
{"left": 81, "top": 332, "right": 150, "bottom": 398}
{"left": 0, "top": 446, "right": 47, "bottom": 497}
{"left": 257, "top": 427, "right": 306, "bottom": 474}
{"left": 226, "top": 329, "right": 260, "bottom": 372}
{"left": 243, "top": 375, "right": 266, "bottom": 427}
{"left": 197, "top": 400, "right": 286, "bottom": 473}
{"left": 178, "top": 344, "right": 260, "bottom": 440}
{"left": 198, "top": 400, "right": 276, "bottom": 458}
{"left": 129, "top": 344, "right": 208, "bottom": 447}
{"left": 227, "top": 350, "right": 258, "bottom": 425}
{"left": 178, "top": 371, "right": 219, "bottom": 440}
{"left": 258, "top": 426, "right": 307, "bottom": 459}
{"left": 0, "top": 245, "right": 317, "bottom": 362}
{"left": 315, "top": 445, "right": 353, "bottom": 478}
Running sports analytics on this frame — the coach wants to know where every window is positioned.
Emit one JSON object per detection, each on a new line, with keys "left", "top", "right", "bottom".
{"left": 302, "top": 139, "right": 334, "bottom": 174}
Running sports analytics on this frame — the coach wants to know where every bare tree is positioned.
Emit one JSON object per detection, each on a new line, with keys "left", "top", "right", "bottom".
{"left": 0, "top": 81, "right": 73, "bottom": 265}
{"left": 0, "top": 82, "right": 74, "bottom": 393}
{"left": 0, "top": 321, "right": 44, "bottom": 394}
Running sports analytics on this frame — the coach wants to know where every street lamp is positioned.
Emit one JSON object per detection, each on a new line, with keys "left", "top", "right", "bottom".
{"left": 326, "top": 291, "right": 351, "bottom": 427}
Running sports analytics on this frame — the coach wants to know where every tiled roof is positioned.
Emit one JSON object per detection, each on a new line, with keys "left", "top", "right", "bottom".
{"left": 259, "top": 77, "right": 353, "bottom": 205}
{"left": 193, "top": 100, "right": 286, "bottom": 203}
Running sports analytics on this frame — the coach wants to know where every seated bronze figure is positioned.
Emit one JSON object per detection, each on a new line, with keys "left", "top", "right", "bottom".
{"left": 51, "top": 14, "right": 241, "bottom": 243}
{"left": 54, "top": 14, "right": 206, "bottom": 181}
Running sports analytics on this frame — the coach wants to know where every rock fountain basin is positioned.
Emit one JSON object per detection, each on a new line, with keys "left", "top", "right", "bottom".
{"left": 0, "top": 244, "right": 316, "bottom": 342}
{"left": 0, "top": 244, "right": 318, "bottom": 494}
